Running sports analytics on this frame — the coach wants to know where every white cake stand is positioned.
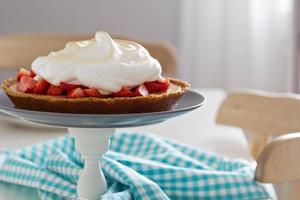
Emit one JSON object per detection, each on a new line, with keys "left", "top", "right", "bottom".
{"left": 0, "top": 89, "right": 205, "bottom": 200}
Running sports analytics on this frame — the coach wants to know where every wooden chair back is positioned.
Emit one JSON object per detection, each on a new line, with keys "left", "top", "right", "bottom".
{"left": 216, "top": 89, "right": 300, "bottom": 200}
{"left": 0, "top": 33, "right": 177, "bottom": 75}
{"left": 216, "top": 90, "right": 300, "bottom": 159}
{"left": 255, "top": 132, "right": 300, "bottom": 200}
{"left": 255, "top": 132, "right": 300, "bottom": 183}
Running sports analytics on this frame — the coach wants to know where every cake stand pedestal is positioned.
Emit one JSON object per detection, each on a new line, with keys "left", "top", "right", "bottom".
{"left": 69, "top": 128, "right": 115, "bottom": 200}
{"left": 0, "top": 90, "right": 205, "bottom": 200}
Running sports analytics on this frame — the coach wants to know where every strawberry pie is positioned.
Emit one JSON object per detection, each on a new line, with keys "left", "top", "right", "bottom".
{"left": 2, "top": 31, "right": 189, "bottom": 114}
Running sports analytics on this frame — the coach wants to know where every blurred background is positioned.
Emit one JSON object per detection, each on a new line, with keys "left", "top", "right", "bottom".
{"left": 0, "top": 0, "right": 297, "bottom": 92}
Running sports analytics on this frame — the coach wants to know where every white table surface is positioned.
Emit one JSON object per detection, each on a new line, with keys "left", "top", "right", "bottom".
{"left": 0, "top": 89, "right": 254, "bottom": 200}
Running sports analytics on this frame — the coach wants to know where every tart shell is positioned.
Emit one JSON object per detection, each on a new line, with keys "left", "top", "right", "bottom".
{"left": 1, "top": 78, "right": 189, "bottom": 114}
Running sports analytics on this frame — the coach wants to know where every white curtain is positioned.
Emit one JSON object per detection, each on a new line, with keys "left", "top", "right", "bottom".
{"left": 178, "top": 0, "right": 295, "bottom": 92}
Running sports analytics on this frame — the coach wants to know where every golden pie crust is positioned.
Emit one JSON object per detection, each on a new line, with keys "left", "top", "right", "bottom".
{"left": 1, "top": 78, "right": 189, "bottom": 114}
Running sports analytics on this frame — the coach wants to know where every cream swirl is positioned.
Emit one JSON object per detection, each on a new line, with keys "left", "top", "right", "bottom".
{"left": 31, "top": 31, "right": 162, "bottom": 93}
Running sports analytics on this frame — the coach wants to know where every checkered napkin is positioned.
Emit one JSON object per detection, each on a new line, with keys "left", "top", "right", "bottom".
{"left": 0, "top": 132, "right": 271, "bottom": 200}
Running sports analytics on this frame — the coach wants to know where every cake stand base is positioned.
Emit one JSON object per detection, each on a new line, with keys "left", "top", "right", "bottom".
{"left": 68, "top": 128, "right": 115, "bottom": 200}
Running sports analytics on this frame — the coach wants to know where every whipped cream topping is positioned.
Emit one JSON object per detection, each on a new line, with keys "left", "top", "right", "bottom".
{"left": 31, "top": 31, "right": 162, "bottom": 93}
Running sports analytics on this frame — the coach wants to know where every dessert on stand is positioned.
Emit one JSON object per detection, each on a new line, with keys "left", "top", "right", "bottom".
{"left": 0, "top": 31, "right": 204, "bottom": 200}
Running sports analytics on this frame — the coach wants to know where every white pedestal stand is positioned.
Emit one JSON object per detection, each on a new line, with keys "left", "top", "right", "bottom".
{"left": 68, "top": 128, "right": 115, "bottom": 200}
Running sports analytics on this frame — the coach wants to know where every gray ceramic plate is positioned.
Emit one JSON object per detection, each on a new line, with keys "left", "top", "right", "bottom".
{"left": 0, "top": 70, "right": 205, "bottom": 128}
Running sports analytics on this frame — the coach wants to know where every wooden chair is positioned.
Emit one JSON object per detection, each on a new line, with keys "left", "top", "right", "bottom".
{"left": 0, "top": 33, "right": 177, "bottom": 75}
{"left": 216, "top": 89, "right": 300, "bottom": 200}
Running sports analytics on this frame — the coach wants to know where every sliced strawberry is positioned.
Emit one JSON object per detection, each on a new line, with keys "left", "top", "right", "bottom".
{"left": 111, "top": 87, "right": 133, "bottom": 97}
{"left": 83, "top": 88, "right": 103, "bottom": 98}
{"left": 67, "top": 88, "right": 85, "bottom": 98}
{"left": 60, "top": 82, "right": 81, "bottom": 90}
{"left": 30, "top": 70, "right": 36, "bottom": 78}
{"left": 144, "top": 79, "right": 170, "bottom": 93}
{"left": 17, "top": 68, "right": 31, "bottom": 81}
{"left": 18, "top": 76, "right": 36, "bottom": 93}
{"left": 33, "top": 78, "right": 50, "bottom": 94}
{"left": 80, "top": 85, "right": 89, "bottom": 89}
{"left": 133, "top": 85, "right": 149, "bottom": 97}
{"left": 47, "top": 85, "right": 64, "bottom": 96}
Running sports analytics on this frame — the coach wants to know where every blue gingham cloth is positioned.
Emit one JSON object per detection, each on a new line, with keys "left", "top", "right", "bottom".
{"left": 0, "top": 132, "right": 271, "bottom": 200}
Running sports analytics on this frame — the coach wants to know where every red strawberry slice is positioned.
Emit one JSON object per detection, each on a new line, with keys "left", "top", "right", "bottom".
{"left": 30, "top": 70, "right": 36, "bottom": 78}
{"left": 47, "top": 85, "right": 64, "bottom": 96}
{"left": 60, "top": 82, "right": 81, "bottom": 90}
{"left": 18, "top": 76, "right": 36, "bottom": 93}
{"left": 133, "top": 85, "right": 149, "bottom": 97}
{"left": 83, "top": 88, "right": 103, "bottom": 98}
{"left": 144, "top": 79, "right": 170, "bottom": 93}
{"left": 111, "top": 87, "right": 133, "bottom": 97}
{"left": 17, "top": 68, "right": 31, "bottom": 81}
{"left": 67, "top": 88, "right": 85, "bottom": 98}
{"left": 33, "top": 78, "right": 50, "bottom": 94}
